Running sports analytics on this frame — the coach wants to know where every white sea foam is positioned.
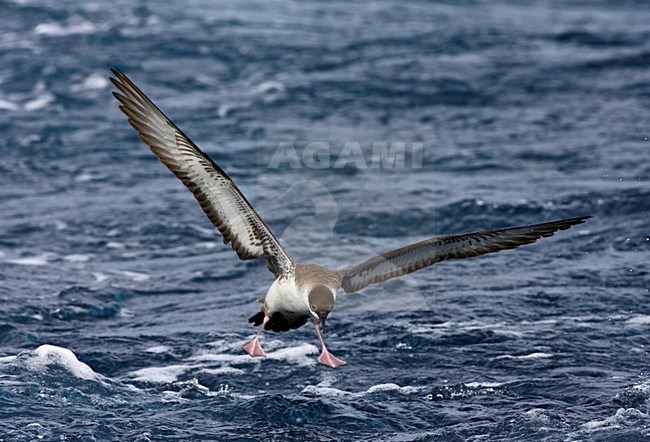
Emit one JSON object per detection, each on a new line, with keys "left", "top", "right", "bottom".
{"left": 119, "top": 270, "right": 150, "bottom": 282}
{"left": 119, "top": 308, "right": 134, "bottom": 318}
{"left": 189, "top": 225, "right": 215, "bottom": 236}
{"left": 23, "top": 93, "right": 54, "bottom": 111}
{"left": 129, "top": 364, "right": 192, "bottom": 383}
{"left": 316, "top": 372, "right": 338, "bottom": 387}
{"left": 192, "top": 343, "right": 318, "bottom": 367}
{"left": 626, "top": 315, "right": 650, "bottom": 325}
{"left": 204, "top": 337, "right": 248, "bottom": 353}
{"left": 196, "top": 241, "right": 218, "bottom": 249}
{"left": 34, "top": 21, "right": 97, "bottom": 36}
{"left": 254, "top": 81, "right": 286, "bottom": 97}
{"left": 464, "top": 381, "right": 505, "bottom": 388}
{"left": 7, "top": 253, "right": 54, "bottom": 266}
{"left": 27, "top": 345, "right": 99, "bottom": 380}
{"left": 24, "top": 422, "right": 47, "bottom": 440}
{"left": 631, "top": 380, "right": 650, "bottom": 394}
{"left": 301, "top": 385, "right": 352, "bottom": 397}
{"left": 524, "top": 408, "right": 550, "bottom": 422}
{"left": 366, "top": 383, "right": 421, "bottom": 394}
{"left": 405, "top": 320, "right": 523, "bottom": 338}
{"left": 496, "top": 352, "right": 552, "bottom": 360}
{"left": 75, "top": 172, "right": 94, "bottom": 182}
{"left": 190, "top": 353, "right": 251, "bottom": 364}
{"left": 201, "top": 366, "right": 245, "bottom": 375}
{"left": 53, "top": 220, "right": 68, "bottom": 231}
{"left": 63, "top": 254, "right": 90, "bottom": 263}
{"left": 302, "top": 381, "right": 422, "bottom": 398}
{"left": 0, "top": 98, "right": 19, "bottom": 111}
{"left": 72, "top": 73, "right": 109, "bottom": 92}
{"left": 217, "top": 104, "right": 232, "bottom": 118}
{"left": 92, "top": 272, "right": 109, "bottom": 283}
{"left": 582, "top": 408, "right": 646, "bottom": 430}
{"left": 265, "top": 343, "right": 317, "bottom": 366}
{"left": 145, "top": 345, "right": 171, "bottom": 354}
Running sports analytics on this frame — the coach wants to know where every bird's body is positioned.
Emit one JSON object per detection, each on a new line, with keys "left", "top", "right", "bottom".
{"left": 265, "top": 274, "right": 308, "bottom": 322}
{"left": 264, "top": 264, "right": 338, "bottom": 320}
{"left": 111, "top": 68, "right": 591, "bottom": 368}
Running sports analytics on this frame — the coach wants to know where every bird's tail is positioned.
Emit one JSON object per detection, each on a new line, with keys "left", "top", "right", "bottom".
{"left": 248, "top": 310, "right": 265, "bottom": 326}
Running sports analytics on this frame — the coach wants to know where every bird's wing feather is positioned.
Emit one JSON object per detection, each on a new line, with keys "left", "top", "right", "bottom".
{"left": 340, "top": 216, "right": 590, "bottom": 293}
{"left": 111, "top": 68, "right": 293, "bottom": 277}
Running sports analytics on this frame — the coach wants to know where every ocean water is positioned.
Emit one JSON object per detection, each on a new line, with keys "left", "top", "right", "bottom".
{"left": 0, "top": 0, "right": 649, "bottom": 440}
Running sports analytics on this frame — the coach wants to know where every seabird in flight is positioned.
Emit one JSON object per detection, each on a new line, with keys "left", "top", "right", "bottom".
{"left": 111, "top": 69, "right": 591, "bottom": 368}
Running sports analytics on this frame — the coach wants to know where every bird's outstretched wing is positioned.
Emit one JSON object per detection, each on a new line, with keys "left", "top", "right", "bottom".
{"left": 111, "top": 68, "right": 293, "bottom": 277}
{"left": 339, "top": 216, "right": 590, "bottom": 293}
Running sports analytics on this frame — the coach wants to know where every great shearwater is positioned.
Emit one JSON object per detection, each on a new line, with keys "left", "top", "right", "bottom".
{"left": 111, "top": 69, "right": 591, "bottom": 368}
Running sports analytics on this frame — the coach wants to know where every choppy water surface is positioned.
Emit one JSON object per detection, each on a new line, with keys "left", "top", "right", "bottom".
{"left": 1, "top": 0, "right": 649, "bottom": 440}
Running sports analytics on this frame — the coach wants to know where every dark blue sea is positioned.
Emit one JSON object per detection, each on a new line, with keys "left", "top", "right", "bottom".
{"left": 1, "top": 0, "right": 649, "bottom": 440}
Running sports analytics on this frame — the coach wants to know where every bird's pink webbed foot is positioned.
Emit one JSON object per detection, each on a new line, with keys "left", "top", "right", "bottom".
{"left": 317, "top": 348, "right": 347, "bottom": 368}
{"left": 313, "top": 322, "right": 347, "bottom": 368}
{"left": 242, "top": 336, "right": 265, "bottom": 357}
{"left": 242, "top": 315, "right": 269, "bottom": 357}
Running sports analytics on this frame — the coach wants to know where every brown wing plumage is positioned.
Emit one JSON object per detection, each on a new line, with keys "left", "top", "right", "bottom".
{"left": 110, "top": 68, "right": 293, "bottom": 277}
{"left": 340, "top": 216, "right": 591, "bottom": 293}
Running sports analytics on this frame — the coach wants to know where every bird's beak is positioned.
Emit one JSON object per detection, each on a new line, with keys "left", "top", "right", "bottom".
{"left": 317, "top": 311, "right": 328, "bottom": 333}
